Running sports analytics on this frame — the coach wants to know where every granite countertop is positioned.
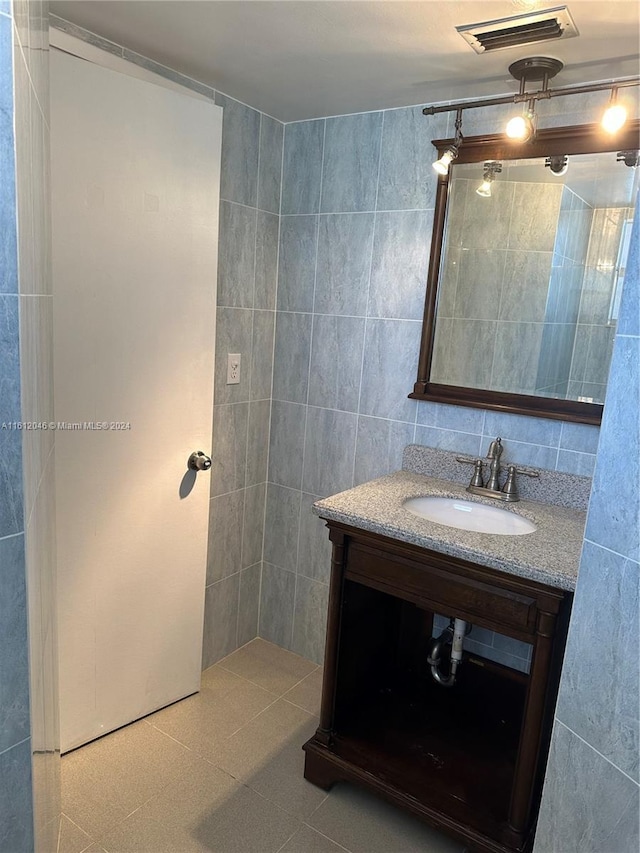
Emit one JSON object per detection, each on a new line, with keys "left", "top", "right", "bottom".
{"left": 313, "top": 470, "right": 586, "bottom": 592}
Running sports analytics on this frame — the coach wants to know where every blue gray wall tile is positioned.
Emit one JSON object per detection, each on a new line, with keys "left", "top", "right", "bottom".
{"left": 281, "top": 119, "right": 324, "bottom": 215}
{"left": 585, "top": 335, "right": 640, "bottom": 564}
{"left": 297, "top": 494, "right": 332, "bottom": 584}
{"left": 376, "top": 106, "right": 446, "bottom": 212}
{"left": 359, "top": 319, "right": 421, "bottom": 422}
{"left": 259, "top": 563, "right": 295, "bottom": 648}
{"left": 414, "top": 425, "right": 482, "bottom": 457}
{"left": 217, "top": 201, "right": 257, "bottom": 308}
{"left": 272, "top": 312, "right": 312, "bottom": 404}
{"left": 202, "top": 574, "right": 240, "bottom": 669}
{"left": 214, "top": 307, "right": 253, "bottom": 404}
{"left": 257, "top": 115, "right": 284, "bottom": 214}
{"left": 264, "top": 484, "right": 301, "bottom": 573}
{"left": 0, "top": 17, "right": 17, "bottom": 296}
{"left": 535, "top": 722, "right": 639, "bottom": 853}
{"left": 536, "top": 201, "right": 640, "bottom": 849}
{"left": 0, "top": 534, "right": 30, "bottom": 754}
{"left": 0, "top": 738, "right": 34, "bottom": 853}
{"left": 292, "top": 576, "right": 329, "bottom": 665}
{"left": 242, "top": 484, "right": 266, "bottom": 570}
{"left": 254, "top": 211, "right": 279, "bottom": 310}
{"left": 250, "top": 310, "right": 275, "bottom": 401}
{"left": 353, "top": 416, "right": 414, "bottom": 486}
{"left": 268, "top": 400, "right": 305, "bottom": 489}
{"left": 216, "top": 93, "right": 260, "bottom": 207}
{"left": 555, "top": 541, "right": 638, "bottom": 781}
{"left": 320, "top": 112, "right": 382, "bottom": 213}
{"left": 368, "top": 210, "right": 431, "bottom": 320}
{"left": 308, "top": 314, "right": 365, "bottom": 412}
{"left": 0, "top": 295, "right": 24, "bottom": 537}
{"left": 302, "top": 406, "right": 358, "bottom": 497}
{"left": 207, "top": 491, "right": 244, "bottom": 584}
{"left": 237, "top": 563, "right": 261, "bottom": 648}
{"left": 246, "top": 400, "right": 271, "bottom": 487}
{"left": 277, "top": 215, "right": 318, "bottom": 312}
{"left": 314, "top": 213, "right": 374, "bottom": 316}
{"left": 210, "top": 403, "right": 248, "bottom": 497}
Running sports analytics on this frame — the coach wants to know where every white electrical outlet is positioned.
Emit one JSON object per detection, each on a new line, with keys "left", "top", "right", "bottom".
{"left": 226, "top": 353, "right": 241, "bottom": 385}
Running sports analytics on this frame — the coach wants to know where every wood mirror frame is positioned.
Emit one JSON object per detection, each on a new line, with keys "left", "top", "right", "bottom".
{"left": 410, "top": 120, "right": 640, "bottom": 425}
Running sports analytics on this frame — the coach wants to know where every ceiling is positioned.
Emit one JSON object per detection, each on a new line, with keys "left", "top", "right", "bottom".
{"left": 49, "top": 1, "right": 640, "bottom": 122}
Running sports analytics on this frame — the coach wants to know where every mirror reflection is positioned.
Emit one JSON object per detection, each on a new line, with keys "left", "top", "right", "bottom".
{"left": 431, "top": 151, "right": 638, "bottom": 404}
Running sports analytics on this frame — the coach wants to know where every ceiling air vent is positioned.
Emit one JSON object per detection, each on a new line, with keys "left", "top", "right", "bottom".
{"left": 457, "top": 6, "right": 579, "bottom": 54}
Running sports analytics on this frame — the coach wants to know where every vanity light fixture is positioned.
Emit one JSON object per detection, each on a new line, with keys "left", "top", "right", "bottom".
{"left": 433, "top": 108, "right": 463, "bottom": 175}
{"left": 422, "top": 57, "right": 639, "bottom": 146}
{"left": 476, "top": 161, "right": 502, "bottom": 196}
{"left": 545, "top": 154, "right": 569, "bottom": 175}
{"left": 602, "top": 89, "right": 628, "bottom": 134}
{"left": 617, "top": 150, "right": 639, "bottom": 168}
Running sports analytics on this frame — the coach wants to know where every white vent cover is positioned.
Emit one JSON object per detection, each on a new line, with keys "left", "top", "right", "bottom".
{"left": 457, "top": 6, "right": 579, "bottom": 54}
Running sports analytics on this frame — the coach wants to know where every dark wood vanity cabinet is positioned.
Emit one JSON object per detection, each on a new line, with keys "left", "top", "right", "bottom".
{"left": 303, "top": 521, "right": 573, "bottom": 853}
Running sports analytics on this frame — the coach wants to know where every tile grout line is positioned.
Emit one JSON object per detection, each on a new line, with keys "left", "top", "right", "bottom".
{"left": 555, "top": 719, "right": 640, "bottom": 787}
{"left": 353, "top": 112, "right": 385, "bottom": 481}
{"left": 257, "top": 117, "right": 286, "bottom": 641}
{"left": 292, "top": 118, "right": 327, "bottom": 652}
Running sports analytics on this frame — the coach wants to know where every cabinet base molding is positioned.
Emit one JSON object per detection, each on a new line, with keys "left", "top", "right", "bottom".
{"left": 303, "top": 738, "right": 532, "bottom": 853}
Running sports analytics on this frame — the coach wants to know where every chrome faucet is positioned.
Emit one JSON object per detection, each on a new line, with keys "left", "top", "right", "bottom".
{"left": 456, "top": 437, "right": 539, "bottom": 503}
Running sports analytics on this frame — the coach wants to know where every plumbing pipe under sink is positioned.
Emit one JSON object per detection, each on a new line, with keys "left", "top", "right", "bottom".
{"left": 427, "top": 617, "right": 470, "bottom": 687}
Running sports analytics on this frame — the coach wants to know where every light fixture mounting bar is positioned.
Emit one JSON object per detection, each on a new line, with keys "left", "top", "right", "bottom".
{"left": 422, "top": 75, "right": 639, "bottom": 116}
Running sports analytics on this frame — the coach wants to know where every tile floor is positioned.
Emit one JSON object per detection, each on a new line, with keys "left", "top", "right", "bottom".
{"left": 57, "top": 639, "right": 464, "bottom": 853}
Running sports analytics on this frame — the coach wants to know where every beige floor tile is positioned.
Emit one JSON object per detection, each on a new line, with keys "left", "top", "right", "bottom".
{"left": 191, "top": 784, "right": 301, "bottom": 853}
{"left": 58, "top": 814, "right": 94, "bottom": 853}
{"left": 61, "top": 761, "right": 131, "bottom": 842}
{"left": 132, "top": 755, "right": 242, "bottom": 829}
{"left": 283, "top": 668, "right": 323, "bottom": 715}
{"left": 99, "top": 811, "right": 205, "bottom": 853}
{"left": 102, "top": 761, "right": 301, "bottom": 852}
{"left": 147, "top": 669, "right": 277, "bottom": 759}
{"left": 243, "top": 731, "right": 327, "bottom": 819}
{"left": 62, "top": 720, "right": 201, "bottom": 819}
{"left": 212, "top": 698, "right": 318, "bottom": 783}
{"left": 280, "top": 825, "right": 351, "bottom": 853}
{"left": 219, "top": 639, "right": 316, "bottom": 695}
{"left": 83, "top": 847, "right": 109, "bottom": 853}
{"left": 308, "top": 784, "right": 465, "bottom": 853}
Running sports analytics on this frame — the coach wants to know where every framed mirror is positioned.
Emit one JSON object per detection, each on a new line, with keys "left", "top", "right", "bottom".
{"left": 411, "top": 121, "right": 640, "bottom": 424}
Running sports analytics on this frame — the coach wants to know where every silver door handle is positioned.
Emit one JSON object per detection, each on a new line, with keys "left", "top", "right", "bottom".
{"left": 188, "top": 451, "right": 212, "bottom": 471}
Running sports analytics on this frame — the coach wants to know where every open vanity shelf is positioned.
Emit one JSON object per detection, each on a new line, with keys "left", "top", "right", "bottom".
{"left": 303, "top": 522, "right": 573, "bottom": 853}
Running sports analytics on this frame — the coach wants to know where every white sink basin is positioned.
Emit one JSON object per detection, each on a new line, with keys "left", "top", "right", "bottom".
{"left": 403, "top": 496, "right": 537, "bottom": 536}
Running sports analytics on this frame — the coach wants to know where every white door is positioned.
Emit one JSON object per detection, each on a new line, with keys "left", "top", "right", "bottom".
{"left": 51, "top": 50, "right": 221, "bottom": 752}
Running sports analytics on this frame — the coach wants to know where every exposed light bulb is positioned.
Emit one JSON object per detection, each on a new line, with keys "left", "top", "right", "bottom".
{"left": 476, "top": 180, "right": 492, "bottom": 198}
{"left": 505, "top": 114, "right": 534, "bottom": 141}
{"left": 602, "top": 103, "right": 627, "bottom": 134}
{"left": 432, "top": 148, "right": 456, "bottom": 175}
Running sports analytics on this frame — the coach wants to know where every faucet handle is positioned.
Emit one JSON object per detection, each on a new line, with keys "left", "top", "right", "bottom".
{"left": 469, "top": 459, "right": 484, "bottom": 488}
{"left": 501, "top": 465, "right": 519, "bottom": 499}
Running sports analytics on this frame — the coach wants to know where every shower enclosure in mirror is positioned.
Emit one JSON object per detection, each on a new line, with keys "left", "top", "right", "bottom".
{"left": 412, "top": 121, "right": 640, "bottom": 424}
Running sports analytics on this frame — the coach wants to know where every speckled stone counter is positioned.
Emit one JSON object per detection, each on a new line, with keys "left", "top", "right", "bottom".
{"left": 313, "top": 470, "right": 586, "bottom": 592}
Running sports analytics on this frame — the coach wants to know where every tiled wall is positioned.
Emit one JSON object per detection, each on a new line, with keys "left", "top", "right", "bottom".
{"left": 534, "top": 198, "right": 639, "bottom": 852}
{"left": 48, "top": 14, "right": 284, "bottom": 670}
{"left": 1, "top": 1, "right": 60, "bottom": 849}
{"left": 261, "top": 97, "right": 619, "bottom": 665}
{"left": 203, "top": 93, "right": 283, "bottom": 667}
